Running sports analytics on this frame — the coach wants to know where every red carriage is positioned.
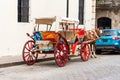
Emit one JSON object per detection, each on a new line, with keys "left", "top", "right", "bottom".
{"left": 22, "top": 17, "right": 91, "bottom": 67}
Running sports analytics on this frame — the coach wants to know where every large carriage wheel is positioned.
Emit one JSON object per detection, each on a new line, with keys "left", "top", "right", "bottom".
{"left": 22, "top": 40, "right": 38, "bottom": 65}
{"left": 81, "top": 43, "right": 90, "bottom": 61}
{"left": 54, "top": 39, "right": 69, "bottom": 67}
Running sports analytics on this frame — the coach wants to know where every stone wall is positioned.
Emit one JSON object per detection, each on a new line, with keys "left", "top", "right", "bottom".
{"left": 96, "top": 9, "right": 120, "bottom": 29}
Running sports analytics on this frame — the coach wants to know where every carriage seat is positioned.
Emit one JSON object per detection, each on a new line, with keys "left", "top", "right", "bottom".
{"left": 33, "top": 31, "right": 59, "bottom": 42}
{"left": 58, "top": 31, "right": 75, "bottom": 42}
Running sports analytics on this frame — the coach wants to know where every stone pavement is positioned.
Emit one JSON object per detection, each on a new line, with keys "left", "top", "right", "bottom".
{"left": 1, "top": 54, "right": 120, "bottom": 80}
{"left": 0, "top": 54, "right": 55, "bottom": 68}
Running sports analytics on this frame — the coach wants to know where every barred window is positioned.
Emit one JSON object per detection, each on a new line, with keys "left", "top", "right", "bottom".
{"left": 78, "top": 0, "right": 84, "bottom": 24}
{"left": 18, "top": 0, "right": 29, "bottom": 22}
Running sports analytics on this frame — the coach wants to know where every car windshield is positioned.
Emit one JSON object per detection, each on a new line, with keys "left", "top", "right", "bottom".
{"left": 102, "top": 30, "right": 117, "bottom": 36}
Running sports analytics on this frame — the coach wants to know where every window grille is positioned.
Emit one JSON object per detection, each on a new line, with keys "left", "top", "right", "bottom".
{"left": 18, "top": 0, "right": 29, "bottom": 22}
{"left": 78, "top": 0, "right": 84, "bottom": 24}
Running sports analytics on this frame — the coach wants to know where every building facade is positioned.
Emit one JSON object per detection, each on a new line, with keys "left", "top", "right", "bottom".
{"left": 0, "top": 0, "right": 95, "bottom": 56}
{"left": 96, "top": 0, "right": 120, "bottom": 29}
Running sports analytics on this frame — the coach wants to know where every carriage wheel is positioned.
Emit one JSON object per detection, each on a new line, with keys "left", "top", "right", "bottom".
{"left": 22, "top": 40, "right": 38, "bottom": 65}
{"left": 54, "top": 40, "right": 69, "bottom": 67}
{"left": 81, "top": 43, "right": 90, "bottom": 61}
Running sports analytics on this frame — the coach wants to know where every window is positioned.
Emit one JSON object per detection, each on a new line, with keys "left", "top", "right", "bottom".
{"left": 78, "top": 0, "right": 84, "bottom": 24}
{"left": 118, "top": 31, "right": 120, "bottom": 36}
{"left": 18, "top": 0, "right": 29, "bottom": 22}
{"left": 102, "top": 30, "right": 116, "bottom": 36}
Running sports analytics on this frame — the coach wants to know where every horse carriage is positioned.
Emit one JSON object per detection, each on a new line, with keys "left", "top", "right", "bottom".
{"left": 22, "top": 16, "right": 92, "bottom": 67}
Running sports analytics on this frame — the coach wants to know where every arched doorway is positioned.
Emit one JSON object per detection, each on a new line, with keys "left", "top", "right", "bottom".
{"left": 97, "top": 17, "right": 111, "bottom": 29}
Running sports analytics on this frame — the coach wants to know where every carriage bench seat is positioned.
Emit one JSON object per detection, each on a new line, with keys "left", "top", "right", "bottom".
{"left": 33, "top": 31, "right": 59, "bottom": 42}
{"left": 58, "top": 31, "right": 75, "bottom": 42}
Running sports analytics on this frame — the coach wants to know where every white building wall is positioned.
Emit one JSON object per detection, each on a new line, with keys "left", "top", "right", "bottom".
{"left": 0, "top": 0, "right": 30, "bottom": 56}
{"left": 0, "top": 0, "right": 94, "bottom": 56}
{"left": 84, "top": 0, "right": 95, "bottom": 30}
{"left": 31, "top": 0, "right": 66, "bottom": 18}
{"left": 69, "top": 0, "right": 79, "bottom": 19}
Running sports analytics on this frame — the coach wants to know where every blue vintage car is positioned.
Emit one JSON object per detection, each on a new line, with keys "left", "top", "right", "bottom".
{"left": 96, "top": 29, "right": 120, "bottom": 54}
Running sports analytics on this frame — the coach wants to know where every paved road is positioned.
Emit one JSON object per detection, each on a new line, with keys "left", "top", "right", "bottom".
{"left": 0, "top": 52, "right": 120, "bottom": 80}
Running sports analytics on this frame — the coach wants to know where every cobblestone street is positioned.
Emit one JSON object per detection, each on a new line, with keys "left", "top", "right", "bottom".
{"left": 0, "top": 53, "right": 120, "bottom": 80}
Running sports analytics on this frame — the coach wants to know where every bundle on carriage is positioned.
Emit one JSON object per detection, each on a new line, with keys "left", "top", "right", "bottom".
{"left": 22, "top": 16, "right": 91, "bottom": 67}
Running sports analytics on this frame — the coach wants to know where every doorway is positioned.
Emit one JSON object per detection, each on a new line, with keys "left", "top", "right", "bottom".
{"left": 97, "top": 17, "right": 111, "bottom": 29}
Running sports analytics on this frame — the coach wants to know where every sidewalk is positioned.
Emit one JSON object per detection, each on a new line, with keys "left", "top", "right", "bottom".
{"left": 0, "top": 54, "right": 54, "bottom": 68}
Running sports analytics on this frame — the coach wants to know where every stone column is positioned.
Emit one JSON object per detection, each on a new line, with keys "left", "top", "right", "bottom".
{"left": 91, "top": 0, "right": 96, "bottom": 29}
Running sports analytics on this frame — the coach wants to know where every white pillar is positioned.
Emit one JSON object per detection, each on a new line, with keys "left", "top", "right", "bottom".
{"left": 84, "top": 0, "right": 96, "bottom": 30}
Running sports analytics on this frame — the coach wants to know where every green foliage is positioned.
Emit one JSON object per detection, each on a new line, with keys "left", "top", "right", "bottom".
{"left": 97, "top": 0, "right": 104, "bottom": 2}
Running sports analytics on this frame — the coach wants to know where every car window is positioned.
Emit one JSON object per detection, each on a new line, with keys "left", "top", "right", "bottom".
{"left": 118, "top": 31, "right": 120, "bottom": 36}
{"left": 102, "top": 30, "right": 116, "bottom": 36}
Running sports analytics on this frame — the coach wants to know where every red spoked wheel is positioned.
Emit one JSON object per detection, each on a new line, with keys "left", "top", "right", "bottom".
{"left": 54, "top": 40, "right": 69, "bottom": 67}
{"left": 81, "top": 43, "right": 90, "bottom": 61}
{"left": 22, "top": 40, "right": 38, "bottom": 65}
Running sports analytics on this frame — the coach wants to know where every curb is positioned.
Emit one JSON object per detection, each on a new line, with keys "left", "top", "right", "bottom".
{"left": 0, "top": 57, "right": 54, "bottom": 68}
{"left": 0, "top": 55, "right": 79, "bottom": 68}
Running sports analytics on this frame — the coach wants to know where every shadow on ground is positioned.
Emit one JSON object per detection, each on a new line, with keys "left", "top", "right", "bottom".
{"left": 98, "top": 51, "right": 120, "bottom": 55}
